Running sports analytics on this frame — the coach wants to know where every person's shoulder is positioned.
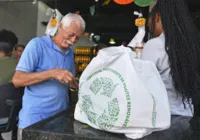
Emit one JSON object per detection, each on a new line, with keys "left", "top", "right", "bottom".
{"left": 144, "top": 35, "right": 165, "bottom": 50}
{"left": 6, "top": 57, "right": 18, "bottom": 66}
{"left": 9, "top": 57, "right": 17, "bottom": 62}
{"left": 146, "top": 36, "right": 164, "bottom": 46}
{"left": 30, "top": 35, "right": 48, "bottom": 43}
{"left": 26, "top": 36, "right": 49, "bottom": 50}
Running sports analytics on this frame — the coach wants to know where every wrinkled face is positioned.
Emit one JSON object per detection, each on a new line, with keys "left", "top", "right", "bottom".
{"left": 58, "top": 22, "right": 83, "bottom": 49}
{"left": 15, "top": 46, "right": 24, "bottom": 59}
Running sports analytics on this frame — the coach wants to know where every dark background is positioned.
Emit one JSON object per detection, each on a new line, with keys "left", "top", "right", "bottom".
{"left": 42, "top": 0, "right": 200, "bottom": 45}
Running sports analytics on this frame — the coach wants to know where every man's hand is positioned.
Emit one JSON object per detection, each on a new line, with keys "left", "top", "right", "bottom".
{"left": 69, "top": 78, "right": 79, "bottom": 89}
{"left": 53, "top": 69, "right": 78, "bottom": 88}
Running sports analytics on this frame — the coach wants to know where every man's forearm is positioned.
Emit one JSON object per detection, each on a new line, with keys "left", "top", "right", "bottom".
{"left": 12, "top": 70, "right": 55, "bottom": 87}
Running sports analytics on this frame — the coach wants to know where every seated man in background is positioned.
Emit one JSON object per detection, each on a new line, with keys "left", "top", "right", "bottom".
{"left": 14, "top": 45, "right": 25, "bottom": 62}
{"left": 0, "top": 42, "right": 23, "bottom": 139}
{"left": 0, "top": 29, "right": 18, "bottom": 85}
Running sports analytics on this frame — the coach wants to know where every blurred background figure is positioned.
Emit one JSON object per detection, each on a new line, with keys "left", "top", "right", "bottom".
{"left": 0, "top": 42, "right": 18, "bottom": 85}
{"left": 96, "top": 43, "right": 108, "bottom": 54}
{"left": 0, "top": 29, "right": 18, "bottom": 85}
{"left": 14, "top": 45, "right": 25, "bottom": 62}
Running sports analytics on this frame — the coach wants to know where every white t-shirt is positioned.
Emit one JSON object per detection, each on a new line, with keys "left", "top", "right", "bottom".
{"left": 141, "top": 33, "right": 193, "bottom": 117}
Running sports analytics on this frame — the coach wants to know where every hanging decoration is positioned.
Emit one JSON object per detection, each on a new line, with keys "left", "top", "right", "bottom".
{"left": 135, "top": 17, "right": 146, "bottom": 27}
{"left": 109, "top": 38, "right": 116, "bottom": 44}
{"left": 127, "top": 11, "right": 146, "bottom": 48}
{"left": 50, "top": 18, "right": 57, "bottom": 27}
{"left": 114, "top": 0, "right": 134, "bottom": 5}
{"left": 45, "top": 9, "right": 63, "bottom": 36}
{"left": 89, "top": 33, "right": 95, "bottom": 40}
{"left": 102, "top": 0, "right": 153, "bottom": 6}
{"left": 46, "top": 8, "right": 53, "bottom": 16}
{"left": 50, "top": 10, "right": 57, "bottom": 27}
{"left": 90, "top": 5, "right": 95, "bottom": 16}
{"left": 103, "top": 0, "right": 111, "bottom": 5}
{"left": 134, "top": 0, "right": 154, "bottom": 7}
{"left": 94, "top": 35, "right": 101, "bottom": 41}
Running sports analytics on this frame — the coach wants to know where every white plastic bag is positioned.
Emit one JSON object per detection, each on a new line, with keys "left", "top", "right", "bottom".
{"left": 45, "top": 9, "right": 63, "bottom": 36}
{"left": 74, "top": 46, "right": 170, "bottom": 139}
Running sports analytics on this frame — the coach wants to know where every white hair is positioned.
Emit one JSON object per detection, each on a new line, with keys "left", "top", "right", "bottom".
{"left": 61, "top": 13, "right": 86, "bottom": 31}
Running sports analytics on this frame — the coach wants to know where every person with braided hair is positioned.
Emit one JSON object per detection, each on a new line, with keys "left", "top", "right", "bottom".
{"left": 141, "top": 0, "right": 200, "bottom": 117}
{"left": 142, "top": 1, "right": 200, "bottom": 138}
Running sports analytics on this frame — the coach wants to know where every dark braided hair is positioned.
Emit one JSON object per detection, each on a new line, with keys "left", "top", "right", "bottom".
{"left": 148, "top": 4, "right": 159, "bottom": 39}
{"left": 151, "top": 0, "right": 200, "bottom": 139}
{"left": 151, "top": 0, "right": 200, "bottom": 105}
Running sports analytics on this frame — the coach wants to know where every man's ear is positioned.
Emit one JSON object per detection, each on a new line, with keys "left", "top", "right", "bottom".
{"left": 58, "top": 23, "right": 62, "bottom": 30}
{"left": 56, "top": 23, "right": 63, "bottom": 35}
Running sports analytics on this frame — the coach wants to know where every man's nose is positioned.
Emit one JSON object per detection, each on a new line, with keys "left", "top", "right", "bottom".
{"left": 70, "top": 36, "right": 77, "bottom": 43}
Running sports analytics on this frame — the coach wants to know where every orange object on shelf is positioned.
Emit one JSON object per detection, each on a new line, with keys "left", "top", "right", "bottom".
{"left": 75, "top": 47, "right": 96, "bottom": 73}
{"left": 114, "top": 0, "right": 134, "bottom": 5}
{"left": 93, "top": 49, "right": 96, "bottom": 55}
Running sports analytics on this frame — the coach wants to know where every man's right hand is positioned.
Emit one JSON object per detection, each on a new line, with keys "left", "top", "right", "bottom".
{"left": 12, "top": 69, "right": 78, "bottom": 88}
{"left": 53, "top": 69, "right": 78, "bottom": 88}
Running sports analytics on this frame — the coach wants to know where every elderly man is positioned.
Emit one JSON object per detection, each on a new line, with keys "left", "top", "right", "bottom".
{"left": 12, "top": 13, "right": 85, "bottom": 139}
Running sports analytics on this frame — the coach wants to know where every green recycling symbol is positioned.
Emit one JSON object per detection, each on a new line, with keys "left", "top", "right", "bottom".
{"left": 81, "top": 77, "right": 120, "bottom": 130}
{"left": 89, "top": 77, "right": 119, "bottom": 97}
{"left": 81, "top": 95, "right": 120, "bottom": 130}
{"left": 79, "top": 68, "right": 157, "bottom": 130}
{"left": 79, "top": 68, "right": 132, "bottom": 130}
